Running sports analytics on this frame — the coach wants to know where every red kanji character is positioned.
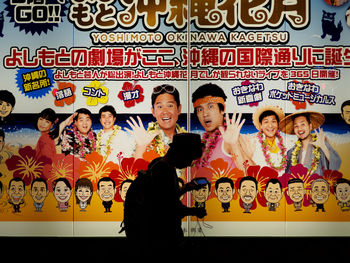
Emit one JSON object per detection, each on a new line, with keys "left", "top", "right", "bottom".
{"left": 107, "top": 48, "right": 124, "bottom": 66}
{"left": 201, "top": 48, "right": 219, "bottom": 67}
{"left": 237, "top": 48, "right": 254, "bottom": 66}
{"left": 255, "top": 47, "right": 273, "bottom": 66}
{"left": 88, "top": 48, "right": 106, "bottom": 66}
{"left": 274, "top": 47, "right": 292, "bottom": 66}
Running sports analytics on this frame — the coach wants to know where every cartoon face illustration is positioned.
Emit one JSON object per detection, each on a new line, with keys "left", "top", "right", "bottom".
{"left": 53, "top": 180, "right": 72, "bottom": 203}
{"left": 215, "top": 178, "right": 234, "bottom": 204}
{"left": 310, "top": 179, "right": 330, "bottom": 205}
{"left": 287, "top": 180, "right": 305, "bottom": 203}
{"left": 264, "top": 180, "right": 283, "bottom": 204}
{"left": 0, "top": 100, "right": 13, "bottom": 119}
{"left": 119, "top": 180, "right": 132, "bottom": 202}
{"left": 7, "top": 178, "right": 26, "bottom": 205}
{"left": 76, "top": 186, "right": 92, "bottom": 203}
{"left": 334, "top": 180, "right": 350, "bottom": 203}
{"left": 97, "top": 179, "right": 116, "bottom": 202}
{"left": 192, "top": 181, "right": 211, "bottom": 205}
{"left": 238, "top": 178, "right": 258, "bottom": 205}
{"left": 29, "top": 179, "right": 49, "bottom": 204}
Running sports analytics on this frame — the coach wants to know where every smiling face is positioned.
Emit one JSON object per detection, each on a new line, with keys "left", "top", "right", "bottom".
{"left": 97, "top": 181, "right": 116, "bottom": 202}
{"left": 335, "top": 183, "right": 350, "bottom": 203}
{"left": 264, "top": 182, "right": 283, "bottom": 204}
{"left": 341, "top": 105, "right": 350, "bottom": 125}
{"left": 287, "top": 182, "right": 305, "bottom": 203}
{"left": 0, "top": 100, "right": 13, "bottom": 119}
{"left": 75, "top": 113, "right": 92, "bottom": 136}
{"left": 152, "top": 93, "right": 181, "bottom": 134}
{"left": 260, "top": 115, "right": 278, "bottom": 139}
{"left": 30, "top": 181, "right": 49, "bottom": 204}
{"left": 37, "top": 117, "right": 54, "bottom": 133}
{"left": 293, "top": 115, "right": 312, "bottom": 141}
{"left": 310, "top": 180, "right": 330, "bottom": 205}
{"left": 196, "top": 100, "right": 224, "bottom": 133}
{"left": 8, "top": 181, "right": 26, "bottom": 205}
{"left": 100, "top": 111, "right": 116, "bottom": 132}
{"left": 192, "top": 184, "right": 210, "bottom": 203}
{"left": 238, "top": 180, "right": 258, "bottom": 205}
{"left": 215, "top": 182, "right": 234, "bottom": 204}
{"left": 76, "top": 186, "right": 92, "bottom": 203}
{"left": 53, "top": 181, "right": 72, "bottom": 203}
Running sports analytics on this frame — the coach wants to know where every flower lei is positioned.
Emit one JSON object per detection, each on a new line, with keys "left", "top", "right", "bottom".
{"left": 257, "top": 130, "right": 287, "bottom": 171}
{"left": 73, "top": 125, "right": 96, "bottom": 158}
{"left": 193, "top": 124, "right": 225, "bottom": 168}
{"left": 96, "top": 125, "right": 121, "bottom": 155}
{"left": 291, "top": 133, "right": 321, "bottom": 175}
{"left": 147, "top": 122, "right": 187, "bottom": 156}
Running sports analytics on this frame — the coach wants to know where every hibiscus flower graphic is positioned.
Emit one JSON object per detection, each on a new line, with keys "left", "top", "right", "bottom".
{"left": 42, "top": 153, "right": 80, "bottom": 191}
{"left": 109, "top": 157, "right": 149, "bottom": 202}
{"left": 78, "top": 151, "right": 119, "bottom": 191}
{"left": 52, "top": 81, "right": 76, "bottom": 107}
{"left": 117, "top": 81, "right": 144, "bottom": 108}
{"left": 5, "top": 146, "right": 52, "bottom": 186}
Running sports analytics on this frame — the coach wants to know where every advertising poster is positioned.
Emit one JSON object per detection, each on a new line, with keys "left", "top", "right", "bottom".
{"left": 0, "top": 0, "right": 349, "bottom": 237}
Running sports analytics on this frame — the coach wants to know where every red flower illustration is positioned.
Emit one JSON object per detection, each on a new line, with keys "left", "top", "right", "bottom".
{"left": 42, "top": 153, "right": 80, "bottom": 191}
{"left": 5, "top": 146, "right": 52, "bottom": 186}
{"left": 109, "top": 157, "right": 149, "bottom": 202}
{"left": 323, "top": 169, "right": 343, "bottom": 194}
{"left": 117, "top": 81, "right": 144, "bottom": 108}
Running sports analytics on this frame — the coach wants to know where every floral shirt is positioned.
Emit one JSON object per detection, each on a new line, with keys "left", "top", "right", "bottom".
{"left": 60, "top": 126, "right": 96, "bottom": 158}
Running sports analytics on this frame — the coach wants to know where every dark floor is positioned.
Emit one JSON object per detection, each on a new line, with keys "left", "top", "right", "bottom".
{"left": 2, "top": 236, "right": 349, "bottom": 260}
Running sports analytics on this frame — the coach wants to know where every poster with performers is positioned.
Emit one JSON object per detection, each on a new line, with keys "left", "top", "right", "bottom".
{"left": 0, "top": 0, "right": 349, "bottom": 237}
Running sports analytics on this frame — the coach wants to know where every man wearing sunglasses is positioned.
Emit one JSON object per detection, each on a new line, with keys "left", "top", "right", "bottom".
{"left": 126, "top": 84, "right": 186, "bottom": 163}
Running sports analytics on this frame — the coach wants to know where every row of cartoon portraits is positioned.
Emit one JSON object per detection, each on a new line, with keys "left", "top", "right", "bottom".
{"left": 3, "top": 162, "right": 349, "bottom": 215}
{"left": 192, "top": 171, "right": 350, "bottom": 214}
{"left": 0, "top": 176, "right": 132, "bottom": 213}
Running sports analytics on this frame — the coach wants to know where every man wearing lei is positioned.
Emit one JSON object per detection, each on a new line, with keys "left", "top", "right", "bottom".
{"left": 242, "top": 105, "right": 287, "bottom": 176}
{"left": 60, "top": 108, "right": 96, "bottom": 160}
{"left": 126, "top": 84, "right": 186, "bottom": 172}
{"left": 279, "top": 110, "right": 341, "bottom": 176}
{"left": 96, "top": 105, "right": 134, "bottom": 164}
{"left": 191, "top": 83, "right": 246, "bottom": 171}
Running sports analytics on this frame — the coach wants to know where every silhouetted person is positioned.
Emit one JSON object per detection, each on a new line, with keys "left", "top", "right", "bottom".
{"left": 124, "top": 133, "right": 206, "bottom": 257}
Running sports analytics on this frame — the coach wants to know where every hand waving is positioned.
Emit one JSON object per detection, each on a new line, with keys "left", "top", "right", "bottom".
{"left": 125, "top": 116, "right": 160, "bottom": 148}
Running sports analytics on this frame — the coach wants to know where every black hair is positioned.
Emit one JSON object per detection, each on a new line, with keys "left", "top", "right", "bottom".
{"left": 151, "top": 84, "right": 180, "bottom": 107}
{"left": 291, "top": 113, "right": 311, "bottom": 124}
{"left": 341, "top": 100, "right": 350, "bottom": 113}
{"left": 0, "top": 90, "right": 16, "bottom": 108}
{"left": 31, "top": 178, "right": 48, "bottom": 190}
{"left": 238, "top": 176, "right": 258, "bottom": 190}
{"left": 259, "top": 110, "right": 279, "bottom": 124}
{"left": 97, "top": 177, "right": 116, "bottom": 189}
{"left": 265, "top": 178, "right": 282, "bottom": 192}
{"left": 99, "top": 105, "right": 117, "bottom": 119}
{"left": 120, "top": 179, "right": 133, "bottom": 189}
{"left": 8, "top": 177, "right": 25, "bottom": 189}
{"left": 0, "top": 129, "right": 4, "bottom": 139}
{"left": 53, "top": 178, "right": 72, "bottom": 191}
{"left": 192, "top": 83, "right": 227, "bottom": 114}
{"left": 215, "top": 177, "right": 234, "bottom": 190}
{"left": 334, "top": 178, "right": 350, "bottom": 194}
{"left": 35, "top": 108, "right": 59, "bottom": 140}
{"left": 74, "top": 108, "right": 93, "bottom": 121}
{"left": 287, "top": 178, "right": 304, "bottom": 185}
